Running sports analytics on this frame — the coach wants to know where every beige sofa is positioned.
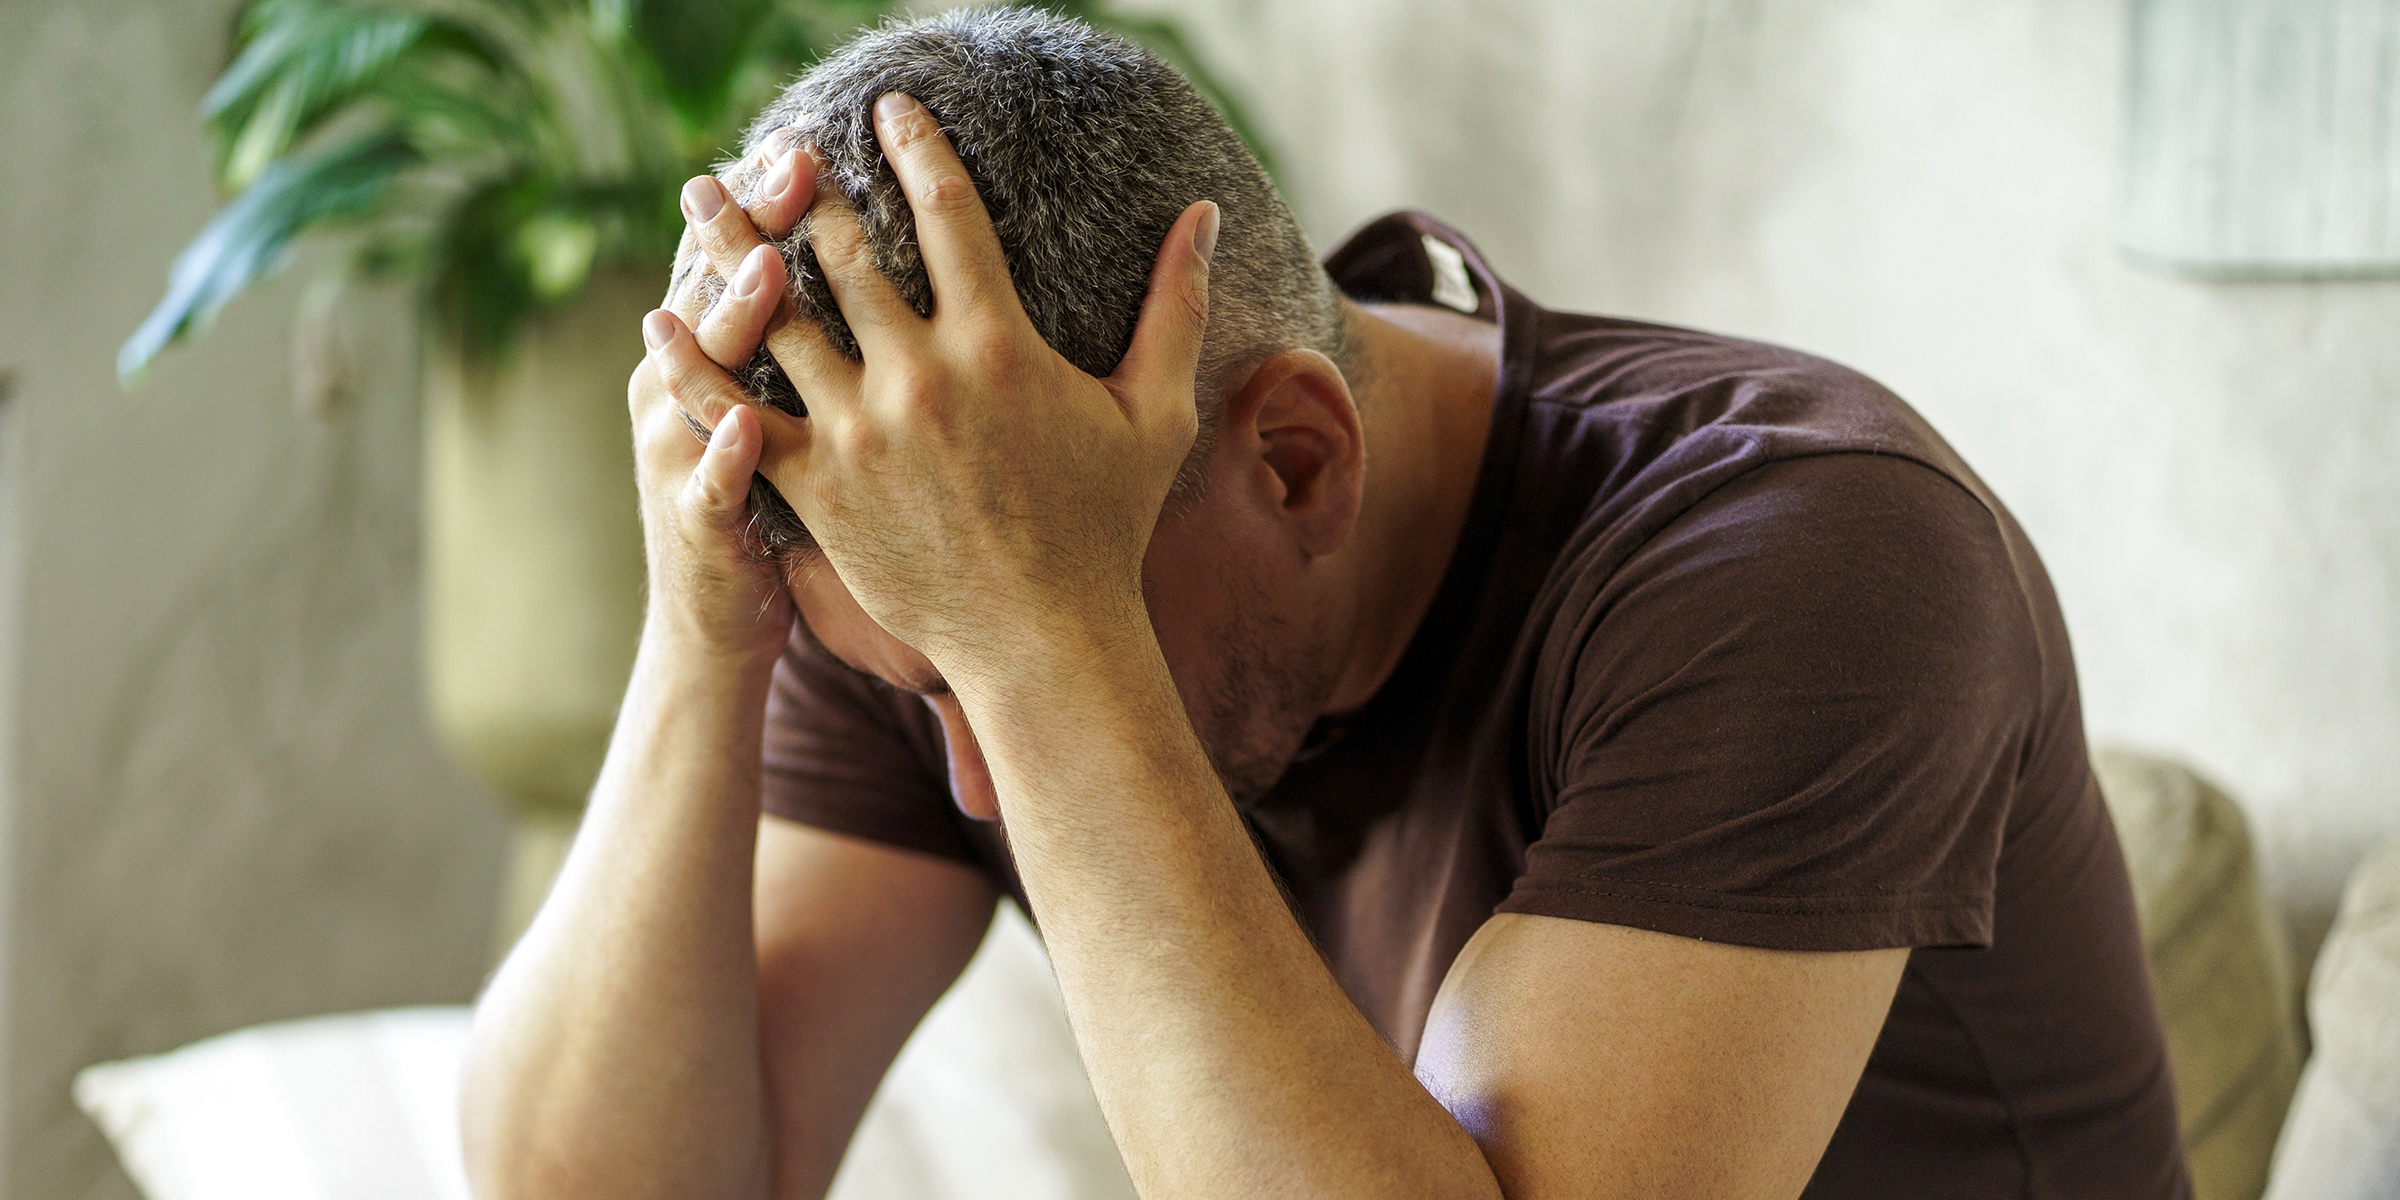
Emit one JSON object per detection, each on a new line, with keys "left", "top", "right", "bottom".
{"left": 75, "top": 752, "right": 2400, "bottom": 1200}
{"left": 2094, "top": 751, "right": 2400, "bottom": 1200}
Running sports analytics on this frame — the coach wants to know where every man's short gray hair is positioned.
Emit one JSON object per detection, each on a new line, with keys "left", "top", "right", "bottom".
{"left": 703, "top": 5, "right": 1348, "bottom": 560}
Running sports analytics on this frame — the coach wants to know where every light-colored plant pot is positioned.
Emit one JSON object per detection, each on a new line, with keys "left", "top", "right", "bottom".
{"left": 422, "top": 271, "right": 661, "bottom": 954}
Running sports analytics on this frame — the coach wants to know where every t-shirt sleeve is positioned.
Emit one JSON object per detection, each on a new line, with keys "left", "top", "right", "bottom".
{"left": 760, "top": 622, "right": 979, "bottom": 865}
{"left": 1497, "top": 452, "right": 2037, "bottom": 951}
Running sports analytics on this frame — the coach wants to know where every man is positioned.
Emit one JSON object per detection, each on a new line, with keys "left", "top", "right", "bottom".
{"left": 461, "top": 9, "right": 2191, "bottom": 1199}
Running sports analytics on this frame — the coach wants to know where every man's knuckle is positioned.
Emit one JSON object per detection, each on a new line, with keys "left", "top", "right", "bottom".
{"left": 634, "top": 409, "right": 686, "bottom": 460}
{"left": 655, "top": 347, "right": 695, "bottom": 392}
{"left": 889, "top": 108, "right": 941, "bottom": 150}
{"left": 919, "top": 171, "right": 980, "bottom": 218}
{"left": 970, "top": 328, "right": 1023, "bottom": 373}
{"left": 887, "top": 363, "right": 952, "bottom": 409}
{"left": 687, "top": 470, "right": 734, "bottom": 514}
{"left": 628, "top": 360, "right": 660, "bottom": 410}
{"left": 831, "top": 416, "right": 883, "bottom": 460}
{"left": 813, "top": 219, "right": 869, "bottom": 270}
{"left": 662, "top": 362, "right": 728, "bottom": 414}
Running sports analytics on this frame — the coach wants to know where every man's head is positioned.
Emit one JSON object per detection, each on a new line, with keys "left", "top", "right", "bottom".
{"left": 709, "top": 6, "right": 1351, "bottom": 558}
{"left": 698, "top": 7, "right": 1382, "bottom": 814}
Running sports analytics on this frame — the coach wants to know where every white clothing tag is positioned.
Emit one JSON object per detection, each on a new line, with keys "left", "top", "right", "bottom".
{"left": 1422, "top": 235, "right": 1480, "bottom": 313}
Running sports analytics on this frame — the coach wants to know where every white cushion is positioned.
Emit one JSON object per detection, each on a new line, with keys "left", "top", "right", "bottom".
{"left": 74, "top": 1007, "right": 474, "bottom": 1200}
{"left": 76, "top": 905, "right": 1131, "bottom": 1200}
{"left": 2261, "top": 838, "right": 2400, "bottom": 1200}
{"left": 2092, "top": 749, "right": 2307, "bottom": 1200}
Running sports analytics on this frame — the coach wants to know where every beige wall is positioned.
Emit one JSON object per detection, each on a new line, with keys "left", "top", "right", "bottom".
{"left": 0, "top": 1, "right": 508, "bottom": 1195}
{"left": 1140, "top": 0, "right": 2400, "bottom": 963}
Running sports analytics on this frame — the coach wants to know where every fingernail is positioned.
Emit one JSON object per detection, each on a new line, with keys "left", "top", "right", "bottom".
{"left": 731, "top": 247, "right": 766, "bottom": 299}
{"left": 761, "top": 148, "right": 796, "bottom": 200}
{"left": 642, "top": 310, "right": 675, "bottom": 350}
{"left": 711, "top": 405, "right": 746, "bottom": 450}
{"left": 681, "top": 176, "right": 724, "bottom": 221}
{"left": 875, "top": 92, "right": 915, "bottom": 122}
{"left": 1195, "top": 201, "right": 1220, "bottom": 265}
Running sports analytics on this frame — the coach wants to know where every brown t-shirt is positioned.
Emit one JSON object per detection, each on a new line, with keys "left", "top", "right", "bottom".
{"left": 761, "top": 212, "right": 2192, "bottom": 1199}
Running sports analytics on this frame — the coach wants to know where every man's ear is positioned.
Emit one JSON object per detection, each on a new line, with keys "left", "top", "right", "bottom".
{"left": 1220, "top": 348, "right": 1363, "bottom": 558}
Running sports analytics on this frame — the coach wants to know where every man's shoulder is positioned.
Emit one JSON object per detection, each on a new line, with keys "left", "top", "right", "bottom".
{"left": 1489, "top": 295, "right": 2020, "bottom": 613}
{"left": 1523, "top": 309, "right": 1965, "bottom": 478}
{"left": 1501, "top": 319, "right": 2060, "bottom": 781}
{"left": 1527, "top": 448, "right": 2040, "bottom": 689}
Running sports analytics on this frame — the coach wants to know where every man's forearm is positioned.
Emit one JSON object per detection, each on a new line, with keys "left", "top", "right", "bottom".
{"left": 955, "top": 629, "right": 1505, "bottom": 1200}
{"left": 460, "top": 631, "right": 777, "bottom": 1200}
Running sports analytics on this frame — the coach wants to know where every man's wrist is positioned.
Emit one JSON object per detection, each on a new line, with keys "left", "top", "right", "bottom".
{"left": 945, "top": 605, "right": 1164, "bottom": 710}
{"left": 637, "top": 607, "right": 789, "bottom": 691}
{"left": 944, "top": 609, "right": 1208, "bottom": 810}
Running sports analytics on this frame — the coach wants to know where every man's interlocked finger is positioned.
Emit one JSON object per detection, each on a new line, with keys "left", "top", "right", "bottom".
{"left": 666, "top": 142, "right": 810, "bottom": 331}
{"left": 693, "top": 244, "right": 785, "bottom": 377}
{"left": 806, "top": 200, "right": 921, "bottom": 349}
{"left": 738, "top": 132, "right": 814, "bottom": 243}
{"left": 872, "top": 92, "right": 1014, "bottom": 318}
{"left": 686, "top": 401, "right": 760, "bottom": 522}
{"left": 644, "top": 306, "right": 815, "bottom": 492}
{"left": 682, "top": 177, "right": 765, "bottom": 281}
{"left": 644, "top": 309, "right": 747, "bottom": 438}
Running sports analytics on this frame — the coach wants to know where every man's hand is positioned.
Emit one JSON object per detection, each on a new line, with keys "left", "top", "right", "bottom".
{"left": 627, "top": 131, "right": 816, "bottom": 666}
{"left": 463, "top": 133, "right": 840, "bottom": 1200}
{"left": 645, "top": 92, "right": 1218, "bottom": 693}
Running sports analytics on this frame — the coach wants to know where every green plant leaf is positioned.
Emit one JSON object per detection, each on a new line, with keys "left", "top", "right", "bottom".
{"left": 431, "top": 172, "right": 545, "bottom": 363}
{"left": 754, "top": 0, "right": 884, "bottom": 70}
{"left": 135, "top": 0, "right": 1250, "bottom": 382}
{"left": 516, "top": 210, "right": 600, "bottom": 298}
{"left": 119, "top": 130, "right": 419, "bottom": 386}
{"left": 627, "top": 0, "right": 775, "bottom": 132}
{"left": 372, "top": 40, "right": 535, "bottom": 160}
{"left": 205, "top": 0, "right": 432, "bottom": 189}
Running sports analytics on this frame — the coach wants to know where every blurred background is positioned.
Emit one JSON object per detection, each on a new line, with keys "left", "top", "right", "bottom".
{"left": 3, "top": 0, "right": 2398, "bottom": 1196}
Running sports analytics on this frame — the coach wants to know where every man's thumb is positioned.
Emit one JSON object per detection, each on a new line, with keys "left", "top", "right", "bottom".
{"left": 1112, "top": 200, "right": 1217, "bottom": 400}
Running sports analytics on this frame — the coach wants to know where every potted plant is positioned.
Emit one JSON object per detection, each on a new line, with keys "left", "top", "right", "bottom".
{"left": 122, "top": 0, "right": 1258, "bottom": 949}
